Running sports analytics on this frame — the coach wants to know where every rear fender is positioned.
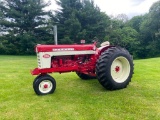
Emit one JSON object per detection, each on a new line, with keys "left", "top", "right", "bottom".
{"left": 98, "top": 45, "right": 115, "bottom": 56}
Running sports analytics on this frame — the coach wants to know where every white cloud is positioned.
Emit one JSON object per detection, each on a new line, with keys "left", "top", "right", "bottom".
{"left": 94, "top": 0, "right": 131, "bottom": 15}
{"left": 94, "top": 0, "right": 159, "bottom": 18}
{"left": 45, "top": 0, "right": 159, "bottom": 18}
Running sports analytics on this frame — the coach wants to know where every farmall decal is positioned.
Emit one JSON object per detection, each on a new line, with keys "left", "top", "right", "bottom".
{"left": 52, "top": 48, "right": 75, "bottom": 51}
{"left": 43, "top": 54, "right": 50, "bottom": 58}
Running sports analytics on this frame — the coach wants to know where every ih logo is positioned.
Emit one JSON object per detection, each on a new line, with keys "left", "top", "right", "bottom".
{"left": 43, "top": 54, "right": 50, "bottom": 58}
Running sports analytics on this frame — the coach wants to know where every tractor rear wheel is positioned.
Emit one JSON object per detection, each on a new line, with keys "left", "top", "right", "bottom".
{"left": 33, "top": 74, "right": 56, "bottom": 95}
{"left": 76, "top": 72, "right": 96, "bottom": 80}
{"left": 96, "top": 47, "right": 134, "bottom": 90}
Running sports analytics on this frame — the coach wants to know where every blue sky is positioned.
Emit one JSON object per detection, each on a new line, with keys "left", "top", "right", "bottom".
{"left": 45, "top": 0, "right": 159, "bottom": 18}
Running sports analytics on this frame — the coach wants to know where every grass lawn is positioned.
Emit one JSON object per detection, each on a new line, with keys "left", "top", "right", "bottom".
{"left": 0, "top": 55, "right": 160, "bottom": 120}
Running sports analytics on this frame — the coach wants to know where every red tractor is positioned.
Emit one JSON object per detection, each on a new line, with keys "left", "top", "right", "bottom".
{"left": 31, "top": 41, "right": 134, "bottom": 95}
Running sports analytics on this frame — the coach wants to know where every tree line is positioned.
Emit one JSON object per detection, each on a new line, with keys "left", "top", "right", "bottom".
{"left": 0, "top": 0, "right": 160, "bottom": 58}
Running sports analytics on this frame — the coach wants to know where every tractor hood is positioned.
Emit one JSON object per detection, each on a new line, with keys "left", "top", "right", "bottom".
{"left": 36, "top": 44, "right": 96, "bottom": 52}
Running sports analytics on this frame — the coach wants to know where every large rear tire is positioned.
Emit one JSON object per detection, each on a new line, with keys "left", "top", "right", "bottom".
{"left": 96, "top": 47, "right": 134, "bottom": 90}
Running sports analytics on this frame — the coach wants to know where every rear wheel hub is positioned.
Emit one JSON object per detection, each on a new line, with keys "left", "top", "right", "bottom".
{"left": 115, "top": 66, "right": 120, "bottom": 72}
{"left": 111, "top": 56, "right": 130, "bottom": 83}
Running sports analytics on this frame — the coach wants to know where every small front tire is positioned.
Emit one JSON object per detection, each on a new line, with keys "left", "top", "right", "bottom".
{"left": 33, "top": 74, "right": 56, "bottom": 95}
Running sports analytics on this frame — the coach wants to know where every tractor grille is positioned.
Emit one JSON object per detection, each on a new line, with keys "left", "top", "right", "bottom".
{"left": 37, "top": 53, "right": 41, "bottom": 68}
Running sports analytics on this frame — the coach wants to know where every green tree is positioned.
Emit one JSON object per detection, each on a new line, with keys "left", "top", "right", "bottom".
{"left": 0, "top": 0, "right": 52, "bottom": 54}
{"left": 138, "top": 1, "right": 160, "bottom": 58}
{"left": 53, "top": 0, "right": 82, "bottom": 44}
{"left": 115, "top": 14, "right": 128, "bottom": 23}
{"left": 109, "top": 27, "right": 139, "bottom": 57}
{"left": 53, "top": 0, "right": 110, "bottom": 44}
{"left": 77, "top": 0, "right": 110, "bottom": 43}
{"left": 126, "top": 15, "right": 143, "bottom": 32}
{"left": 149, "top": 0, "right": 160, "bottom": 55}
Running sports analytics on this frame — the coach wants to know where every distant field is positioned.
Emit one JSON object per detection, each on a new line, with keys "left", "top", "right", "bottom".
{"left": 0, "top": 55, "right": 160, "bottom": 120}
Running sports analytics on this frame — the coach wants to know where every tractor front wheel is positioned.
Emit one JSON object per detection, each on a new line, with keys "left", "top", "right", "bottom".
{"left": 33, "top": 74, "right": 56, "bottom": 95}
{"left": 96, "top": 47, "right": 134, "bottom": 90}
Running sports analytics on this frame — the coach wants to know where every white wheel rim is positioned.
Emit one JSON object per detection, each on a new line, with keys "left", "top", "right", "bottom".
{"left": 39, "top": 80, "right": 53, "bottom": 94}
{"left": 111, "top": 56, "right": 130, "bottom": 83}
